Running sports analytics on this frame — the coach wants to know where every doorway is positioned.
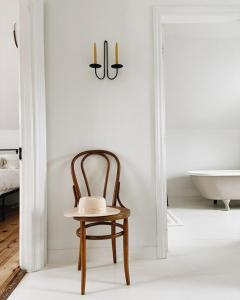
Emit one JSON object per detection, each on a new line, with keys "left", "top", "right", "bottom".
{"left": 0, "top": 1, "right": 24, "bottom": 298}
{"left": 0, "top": 0, "right": 47, "bottom": 297}
{"left": 164, "top": 22, "right": 240, "bottom": 255}
{"left": 153, "top": 5, "right": 240, "bottom": 258}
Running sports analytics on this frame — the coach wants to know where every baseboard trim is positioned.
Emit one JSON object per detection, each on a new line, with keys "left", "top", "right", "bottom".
{"left": 48, "top": 246, "right": 157, "bottom": 266}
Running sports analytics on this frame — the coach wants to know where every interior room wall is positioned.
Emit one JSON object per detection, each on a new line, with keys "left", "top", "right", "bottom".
{"left": 44, "top": 0, "right": 240, "bottom": 264}
{"left": 0, "top": 0, "right": 19, "bottom": 148}
{"left": 164, "top": 23, "right": 240, "bottom": 205}
{"left": 0, "top": 130, "right": 19, "bottom": 149}
{"left": 45, "top": 0, "right": 157, "bottom": 264}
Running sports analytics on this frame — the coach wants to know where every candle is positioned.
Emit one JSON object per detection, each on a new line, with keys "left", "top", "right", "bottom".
{"left": 115, "top": 42, "right": 119, "bottom": 64}
{"left": 93, "top": 43, "right": 97, "bottom": 64}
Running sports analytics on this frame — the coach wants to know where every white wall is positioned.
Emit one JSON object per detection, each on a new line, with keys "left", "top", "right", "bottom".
{"left": 165, "top": 23, "right": 240, "bottom": 203}
{"left": 44, "top": 0, "right": 240, "bottom": 264}
{"left": 45, "top": 0, "right": 157, "bottom": 264}
{"left": 0, "top": 0, "right": 19, "bottom": 148}
{"left": 0, "top": 130, "right": 19, "bottom": 148}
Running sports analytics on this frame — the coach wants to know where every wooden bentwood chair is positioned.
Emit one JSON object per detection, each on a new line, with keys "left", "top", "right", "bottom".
{"left": 71, "top": 150, "right": 131, "bottom": 295}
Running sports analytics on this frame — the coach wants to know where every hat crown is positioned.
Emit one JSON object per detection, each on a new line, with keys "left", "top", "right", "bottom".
{"left": 78, "top": 196, "right": 106, "bottom": 214}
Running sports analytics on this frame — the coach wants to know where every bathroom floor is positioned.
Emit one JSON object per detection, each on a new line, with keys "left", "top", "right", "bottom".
{"left": 168, "top": 197, "right": 240, "bottom": 243}
{"left": 8, "top": 198, "right": 240, "bottom": 300}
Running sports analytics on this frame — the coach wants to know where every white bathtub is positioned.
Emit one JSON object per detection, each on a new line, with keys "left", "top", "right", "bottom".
{"left": 188, "top": 170, "right": 240, "bottom": 210}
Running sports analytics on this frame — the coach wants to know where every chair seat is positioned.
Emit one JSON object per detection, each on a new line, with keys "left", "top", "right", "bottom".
{"left": 73, "top": 206, "right": 130, "bottom": 222}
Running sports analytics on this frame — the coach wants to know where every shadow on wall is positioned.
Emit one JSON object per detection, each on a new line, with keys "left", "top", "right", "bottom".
{"left": 167, "top": 175, "right": 198, "bottom": 197}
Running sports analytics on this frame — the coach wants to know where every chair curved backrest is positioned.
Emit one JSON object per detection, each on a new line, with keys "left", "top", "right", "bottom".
{"left": 71, "top": 150, "right": 123, "bottom": 207}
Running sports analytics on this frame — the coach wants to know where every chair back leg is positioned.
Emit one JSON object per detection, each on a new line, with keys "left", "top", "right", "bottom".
{"left": 111, "top": 221, "right": 117, "bottom": 263}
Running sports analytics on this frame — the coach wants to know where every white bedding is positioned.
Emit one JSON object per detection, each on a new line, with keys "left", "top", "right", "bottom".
{"left": 0, "top": 169, "right": 19, "bottom": 193}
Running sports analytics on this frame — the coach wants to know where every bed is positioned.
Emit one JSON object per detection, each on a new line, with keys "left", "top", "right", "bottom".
{"left": 0, "top": 149, "right": 20, "bottom": 221}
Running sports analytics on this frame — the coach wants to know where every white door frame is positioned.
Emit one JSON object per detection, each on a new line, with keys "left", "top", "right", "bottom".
{"left": 19, "top": 0, "right": 47, "bottom": 272}
{"left": 153, "top": 5, "right": 240, "bottom": 259}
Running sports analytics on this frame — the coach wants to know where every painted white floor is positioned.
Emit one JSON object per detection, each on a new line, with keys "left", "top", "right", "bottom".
{"left": 10, "top": 198, "right": 240, "bottom": 299}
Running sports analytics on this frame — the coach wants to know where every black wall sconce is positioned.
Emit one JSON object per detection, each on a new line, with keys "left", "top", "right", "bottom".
{"left": 89, "top": 40, "right": 123, "bottom": 80}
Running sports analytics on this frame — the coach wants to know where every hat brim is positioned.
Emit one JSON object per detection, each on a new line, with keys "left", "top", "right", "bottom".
{"left": 64, "top": 206, "right": 120, "bottom": 218}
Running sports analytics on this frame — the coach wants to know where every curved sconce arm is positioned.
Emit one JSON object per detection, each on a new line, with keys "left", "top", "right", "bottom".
{"left": 89, "top": 64, "right": 105, "bottom": 80}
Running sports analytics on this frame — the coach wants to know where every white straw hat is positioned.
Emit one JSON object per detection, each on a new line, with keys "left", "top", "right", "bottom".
{"left": 64, "top": 196, "right": 120, "bottom": 217}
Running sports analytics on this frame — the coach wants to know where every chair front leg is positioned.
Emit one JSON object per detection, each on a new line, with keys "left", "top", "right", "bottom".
{"left": 78, "top": 234, "right": 81, "bottom": 271}
{"left": 123, "top": 218, "right": 130, "bottom": 285}
{"left": 80, "top": 221, "right": 86, "bottom": 295}
{"left": 111, "top": 221, "right": 117, "bottom": 263}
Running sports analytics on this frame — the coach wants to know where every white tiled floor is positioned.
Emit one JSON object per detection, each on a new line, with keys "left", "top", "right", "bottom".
{"left": 10, "top": 199, "right": 240, "bottom": 299}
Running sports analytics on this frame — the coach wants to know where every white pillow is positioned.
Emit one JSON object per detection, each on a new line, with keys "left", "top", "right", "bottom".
{"left": 0, "top": 154, "right": 19, "bottom": 169}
